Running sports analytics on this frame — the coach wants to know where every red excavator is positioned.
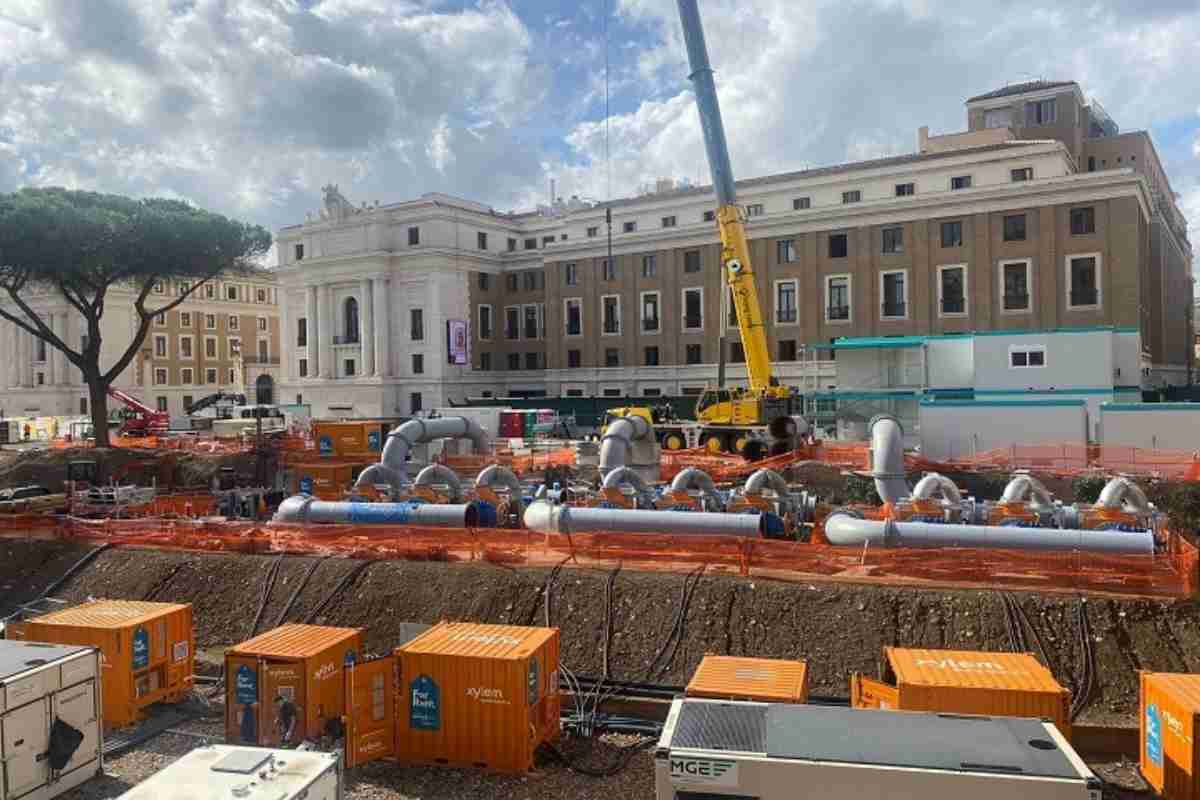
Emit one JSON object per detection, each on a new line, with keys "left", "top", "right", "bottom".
{"left": 107, "top": 387, "right": 170, "bottom": 436}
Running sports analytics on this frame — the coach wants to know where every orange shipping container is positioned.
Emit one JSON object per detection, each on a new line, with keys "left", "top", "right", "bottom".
{"left": 313, "top": 421, "right": 388, "bottom": 458}
{"left": 686, "top": 655, "right": 809, "bottom": 703}
{"left": 224, "top": 624, "right": 364, "bottom": 748}
{"left": 5, "top": 599, "right": 194, "bottom": 728}
{"left": 395, "top": 622, "right": 560, "bottom": 773}
{"left": 851, "top": 647, "right": 1071, "bottom": 740}
{"left": 290, "top": 462, "right": 366, "bottom": 500}
{"left": 1140, "top": 671, "right": 1200, "bottom": 800}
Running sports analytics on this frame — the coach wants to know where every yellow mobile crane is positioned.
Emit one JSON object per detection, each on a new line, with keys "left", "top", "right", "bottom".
{"left": 605, "top": 0, "right": 804, "bottom": 457}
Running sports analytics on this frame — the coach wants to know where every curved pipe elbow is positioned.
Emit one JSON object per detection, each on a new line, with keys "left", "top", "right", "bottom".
{"left": 599, "top": 416, "right": 653, "bottom": 472}
{"left": 1098, "top": 477, "right": 1151, "bottom": 514}
{"left": 911, "top": 473, "right": 962, "bottom": 504}
{"left": 376, "top": 416, "right": 492, "bottom": 485}
{"left": 475, "top": 464, "right": 522, "bottom": 498}
{"left": 744, "top": 468, "right": 788, "bottom": 497}
{"left": 352, "top": 463, "right": 404, "bottom": 496}
{"left": 1001, "top": 475, "right": 1054, "bottom": 509}
{"left": 602, "top": 466, "right": 651, "bottom": 496}
{"left": 671, "top": 467, "right": 717, "bottom": 495}
{"left": 414, "top": 464, "right": 463, "bottom": 502}
{"left": 274, "top": 494, "right": 314, "bottom": 523}
{"left": 869, "top": 414, "right": 909, "bottom": 504}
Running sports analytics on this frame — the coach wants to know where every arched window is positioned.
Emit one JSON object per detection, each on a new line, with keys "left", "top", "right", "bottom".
{"left": 344, "top": 297, "right": 359, "bottom": 343}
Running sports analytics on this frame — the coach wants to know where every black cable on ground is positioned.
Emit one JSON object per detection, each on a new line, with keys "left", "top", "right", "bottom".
{"left": 304, "top": 561, "right": 371, "bottom": 625}
{"left": 142, "top": 564, "right": 184, "bottom": 602}
{"left": 1071, "top": 598, "right": 1096, "bottom": 720}
{"left": 247, "top": 555, "right": 284, "bottom": 639}
{"left": 538, "top": 737, "right": 657, "bottom": 778}
{"left": 36, "top": 543, "right": 113, "bottom": 601}
{"left": 273, "top": 556, "right": 328, "bottom": 628}
{"left": 601, "top": 565, "right": 621, "bottom": 680}
{"left": 540, "top": 556, "right": 572, "bottom": 628}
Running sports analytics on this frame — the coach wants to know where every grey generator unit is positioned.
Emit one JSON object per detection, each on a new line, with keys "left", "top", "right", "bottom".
{"left": 116, "top": 746, "right": 343, "bottom": 800}
{"left": 655, "top": 698, "right": 1102, "bottom": 800}
{"left": 0, "top": 640, "right": 103, "bottom": 800}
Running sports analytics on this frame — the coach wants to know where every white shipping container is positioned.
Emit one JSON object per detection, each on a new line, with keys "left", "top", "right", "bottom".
{"left": 919, "top": 400, "right": 1088, "bottom": 461}
{"left": 117, "top": 746, "right": 342, "bottom": 800}
{"left": 0, "top": 640, "right": 103, "bottom": 800}
{"left": 1099, "top": 403, "right": 1200, "bottom": 451}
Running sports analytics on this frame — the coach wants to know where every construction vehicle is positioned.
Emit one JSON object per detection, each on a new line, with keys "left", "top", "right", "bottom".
{"left": 185, "top": 391, "right": 246, "bottom": 417}
{"left": 603, "top": 1, "right": 805, "bottom": 458}
{"left": 107, "top": 386, "right": 170, "bottom": 436}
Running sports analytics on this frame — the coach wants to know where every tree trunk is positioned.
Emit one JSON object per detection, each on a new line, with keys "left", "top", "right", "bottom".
{"left": 86, "top": 375, "right": 111, "bottom": 448}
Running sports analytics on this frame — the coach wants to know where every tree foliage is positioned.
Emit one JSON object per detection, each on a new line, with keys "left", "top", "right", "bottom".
{"left": 0, "top": 187, "right": 272, "bottom": 444}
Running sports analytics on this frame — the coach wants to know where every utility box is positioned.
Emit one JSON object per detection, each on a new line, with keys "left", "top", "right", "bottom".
{"left": 686, "top": 655, "right": 809, "bottom": 704}
{"left": 115, "top": 745, "right": 342, "bottom": 800}
{"left": 1140, "top": 671, "right": 1200, "bottom": 800}
{"left": 0, "top": 640, "right": 103, "bottom": 800}
{"left": 655, "top": 698, "right": 1101, "bottom": 800}
{"left": 395, "top": 622, "right": 560, "bottom": 772}
{"left": 852, "top": 647, "right": 1071, "bottom": 740}
{"left": 289, "top": 463, "right": 366, "bottom": 500}
{"left": 224, "top": 624, "right": 364, "bottom": 748}
{"left": 312, "top": 421, "right": 390, "bottom": 459}
{"left": 5, "top": 600, "right": 194, "bottom": 728}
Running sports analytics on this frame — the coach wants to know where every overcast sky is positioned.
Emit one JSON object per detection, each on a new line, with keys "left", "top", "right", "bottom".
{"left": 1, "top": 0, "right": 1197, "bottom": 274}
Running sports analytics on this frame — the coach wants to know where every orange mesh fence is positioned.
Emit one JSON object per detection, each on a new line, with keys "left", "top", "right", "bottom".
{"left": 660, "top": 443, "right": 863, "bottom": 483}
{"left": 912, "top": 442, "right": 1200, "bottom": 480}
{"left": 50, "top": 434, "right": 256, "bottom": 455}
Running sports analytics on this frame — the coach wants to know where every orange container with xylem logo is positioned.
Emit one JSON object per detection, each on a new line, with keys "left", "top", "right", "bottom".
{"left": 1140, "top": 671, "right": 1200, "bottom": 800}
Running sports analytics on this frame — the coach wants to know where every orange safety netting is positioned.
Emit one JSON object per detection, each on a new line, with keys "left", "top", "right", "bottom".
{"left": 50, "top": 435, "right": 256, "bottom": 454}
{"left": 660, "top": 442, "right": 870, "bottom": 483}
{"left": 2, "top": 516, "right": 1194, "bottom": 599}
{"left": 913, "top": 442, "right": 1200, "bottom": 480}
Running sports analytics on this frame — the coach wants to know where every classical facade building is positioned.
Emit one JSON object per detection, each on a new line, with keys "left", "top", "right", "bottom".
{"left": 276, "top": 81, "right": 1192, "bottom": 417}
{"left": 0, "top": 272, "right": 281, "bottom": 419}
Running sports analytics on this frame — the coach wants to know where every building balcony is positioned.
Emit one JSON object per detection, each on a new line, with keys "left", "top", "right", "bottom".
{"left": 826, "top": 305, "right": 849, "bottom": 321}
{"left": 777, "top": 308, "right": 797, "bottom": 323}
{"left": 332, "top": 334, "right": 360, "bottom": 345}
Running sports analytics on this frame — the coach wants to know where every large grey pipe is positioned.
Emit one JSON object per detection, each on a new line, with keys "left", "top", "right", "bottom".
{"left": 869, "top": 415, "right": 910, "bottom": 504}
{"left": 672, "top": 467, "right": 717, "bottom": 495}
{"left": 1001, "top": 474, "right": 1054, "bottom": 510}
{"left": 912, "top": 473, "right": 963, "bottom": 504}
{"left": 1098, "top": 476, "right": 1152, "bottom": 515}
{"left": 414, "top": 464, "right": 463, "bottom": 502}
{"left": 744, "top": 468, "right": 788, "bottom": 497}
{"left": 599, "top": 416, "right": 653, "bottom": 473}
{"left": 474, "top": 464, "right": 522, "bottom": 497}
{"left": 273, "top": 495, "right": 481, "bottom": 527}
{"left": 676, "top": 0, "right": 737, "bottom": 207}
{"left": 354, "top": 416, "right": 490, "bottom": 495}
{"left": 823, "top": 511, "right": 1154, "bottom": 555}
{"left": 524, "top": 499, "right": 780, "bottom": 538}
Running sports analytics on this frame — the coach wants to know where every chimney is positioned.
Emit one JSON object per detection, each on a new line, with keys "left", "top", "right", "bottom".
{"left": 917, "top": 126, "right": 930, "bottom": 153}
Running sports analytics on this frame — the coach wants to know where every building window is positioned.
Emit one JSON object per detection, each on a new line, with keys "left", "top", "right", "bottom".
{"left": 154, "top": 335, "right": 168, "bottom": 358}
{"left": 507, "top": 353, "right": 520, "bottom": 371}
{"left": 882, "top": 227, "right": 904, "bottom": 254}
{"left": 410, "top": 392, "right": 422, "bottom": 413}
{"left": 258, "top": 339, "right": 268, "bottom": 361}
{"left": 478, "top": 273, "right": 490, "bottom": 291}
{"left": 181, "top": 368, "right": 193, "bottom": 385}
{"left": 542, "top": 236, "right": 555, "bottom": 246}
{"left": 841, "top": 191, "right": 861, "bottom": 204}
{"left": 1070, "top": 207, "right": 1095, "bottom": 235}
{"left": 938, "top": 265, "right": 967, "bottom": 316}
{"left": 205, "top": 283, "right": 215, "bottom": 299}
{"left": 523, "top": 304, "right": 541, "bottom": 339}
{"left": 984, "top": 108, "right": 1013, "bottom": 129}
{"left": 523, "top": 270, "right": 544, "bottom": 291}
{"left": 412, "top": 354, "right": 424, "bottom": 374}
{"left": 1010, "top": 345, "right": 1046, "bottom": 368}
{"left": 602, "top": 258, "right": 616, "bottom": 281}
{"left": 642, "top": 255, "right": 656, "bottom": 278}
{"left": 155, "top": 313, "right": 166, "bottom": 327}
{"left": 941, "top": 220, "right": 963, "bottom": 248}
{"left": 567, "top": 349, "right": 581, "bottom": 368}
{"left": 605, "top": 349, "right": 620, "bottom": 367}
{"left": 228, "top": 338, "right": 241, "bottom": 359}
{"left": 1025, "top": 98, "right": 1056, "bottom": 126}
{"left": 505, "top": 273, "right": 518, "bottom": 292}
{"left": 179, "top": 311, "right": 191, "bottom": 328}
{"left": 410, "top": 308, "right": 423, "bottom": 341}
{"left": 524, "top": 238, "right": 537, "bottom": 250}
{"left": 342, "top": 297, "right": 359, "bottom": 343}
{"left": 178, "top": 282, "right": 190, "bottom": 296}
{"left": 793, "top": 197, "right": 811, "bottom": 210}
{"left": 408, "top": 226, "right": 420, "bottom": 246}
{"left": 565, "top": 298, "right": 583, "bottom": 336}
{"left": 206, "top": 368, "right": 217, "bottom": 384}
{"left": 478, "top": 305, "right": 493, "bottom": 340}
{"left": 950, "top": 175, "right": 972, "bottom": 190}
{"left": 299, "top": 358, "right": 308, "bottom": 378}
{"left": 256, "top": 288, "right": 267, "bottom": 303}
{"left": 703, "top": 210, "right": 715, "bottom": 222}
{"left": 661, "top": 215, "right": 677, "bottom": 228}
{"left": 257, "top": 316, "right": 267, "bottom": 331}
{"left": 644, "top": 346, "right": 659, "bottom": 366}
{"left": 684, "top": 250, "right": 701, "bottom": 273}
{"left": 36, "top": 372, "right": 43, "bottom": 385}
{"left": 204, "top": 313, "right": 216, "bottom": 330}
{"left": 227, "top": 285, "right": 238, "bottom": 301}
{"left": 1003, "top": 214, "right": 1027, "bottom": 242}
{"left": 180, "top": 337, "right": 193, "bottom": 358}
{"left": 623, "top": 221, "right": 637, "bottom": 233}
{"left": 1011, "top": 167, "right": 1033, "bottom": 182}
{"left": 156, "top": 397, "right": 168, "bottom": 412}
{"left": 1087, "top": 156, "right": 1096, "bottom": 172}
{"left": 881, "top": 271, "right": 907, "bottom": 319}
{"left": 828, "top": 233, "right": 848, "bottom": 259}
{"left": 895, "top": 183, "right": 915, "bottom": 197}
{"left": 683, "top": 288, "right": 703, "bottom": 331}
{"left": 507, "top": 238, "right": 517, "bottom": 252}
{"left": 1067, "top": 254, "right": 1101, "bottom": 309}
{"left": 293, "top": 242, "right": 306, "bottom": 262}
{"left": 344, "top": 358, "right": 356, "bottom": 376}
{"left": 35, "top": 338, "right": 47, "bottom": 362}
{"left": 479, "top": 352, "right": 491, "bottom": 371}
{"left": 641, "top": 292, "right": 661, "bottom": 332}
{"left": 205, "top": 337, "right": 217, "bottom": 358}
{"left": 505, "top": 307, "right": 519, "bottom": 340}
{"left": 744, "top": 204, "right": 764, "bottom": 217}
{"left": 525, "top": 352, "right": 540, "bottom": 370}
{"left": 587, "top": 227, "right": 598, "bottom": 238}
{"left": 685, "top": 344, "right": 702, "bottom": 365}
{"left": 229, "top": 315, "right": 239, "bottom": 330}
{"left": 777, "top": 239, "right": 797, "bottom": 263}
{"left": 1001, "top": 260, "right": 1032, "bottom": 312}
{"left": 154, "top": 367, "right": 168, "bottom": 385}
{"left": 564, "top": 262, "right": 578, "bottom": 285}
{"left": 602, "top": 295, "right": 621, "bottom": 335}
{"left": 826, "top": 275, "right": 850, "bottom": 322}
{"left": 730, "top": 342, "right": 745, "bottom": 363}
{"left": 477, "top": 231, "right": 488, "bottom": 250}
{"left": 565, "top": 389, "right": 584, "bottom": 397}
{"left": 776, "top": 280, "right": 797, "bottom": 324}
{"left": 779, "top": 340, "right": 797, "bottom": 361}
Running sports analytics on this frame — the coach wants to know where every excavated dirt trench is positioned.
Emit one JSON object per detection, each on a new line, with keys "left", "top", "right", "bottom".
{"left": 3, "top": 539, "right": 1198, "bottom": 727}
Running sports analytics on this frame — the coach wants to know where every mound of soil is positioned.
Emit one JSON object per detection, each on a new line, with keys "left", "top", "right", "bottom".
{"left": 0, "top": 447, "right": 261, "bottom": 492}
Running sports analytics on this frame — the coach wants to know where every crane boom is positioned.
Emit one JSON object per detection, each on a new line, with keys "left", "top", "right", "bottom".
{"left": 676, "top": 0, "right": 777, "bottom": 396}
